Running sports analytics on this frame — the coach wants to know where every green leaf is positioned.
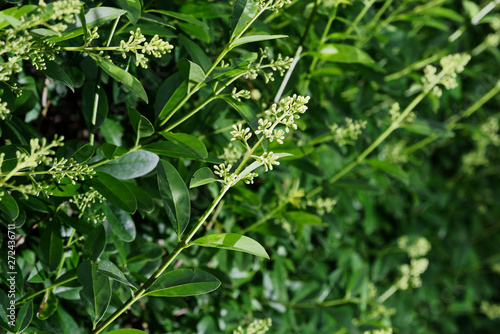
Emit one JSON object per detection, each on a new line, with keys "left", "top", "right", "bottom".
{"left": 49, "top": 7, "right": 126, "bottom": 43}
{"left": 102, "top": 202, "right": 136, "bottom": 242}
{"left": 101, "top": 143, "right": 128, "bottom": 160}
{"left": 94, "top": 150, "right": 159, "bottom": 180}
{"left": 145, "top": 269, "right": 221, "bottom": 297}
{"left": 116, "top": 0, "right": 141, "bottom": 24}
{"left": 0, "top": 188, "right": 19, "bottom": 220}
{"left": 126, "top": 243, "right": 163, "bottom": 264}
{"left": 178, "top": 59, "right": 206, "bottom": 94}
{"left": 128, "top": 107, "right": 154, "bottom": 139}
{"left": 14, "top": 300, "right": 33, "bottom": 333}
{"left": 402, "top": 119, "right": 454, "bottom": 138}
{"left": 97, "top": 260, "right": 136, "bottom": 290}
{"left": 148, "top": 9, "right": 209, "bottom": 29}
{"left": 231, "top": 34, "right": 288, "bottom": 48}
{"left": 105, "top": 329, "right": 149, "bottom": 334}
{"left": 42, "top": 61, "right": 74, "bottom": 92}
{"left": 83, "top": 224, "right": 107, "bottom": 261}
{"left": 192, "top": 233, "right": 270, "bottom": 259}
{"left": 178, "top": 34, "right": 212, "bottom": 72}
{"left": 87, "top": 171, "right": 137, "bottom": 213}
{"left": 190, "top": 167, "right": 219, "bottom": 188}
{"left": 307, "top": 44, "right": 375, "bottom": 64}
{"left": 160, "top": 132, "right": 208, "bottom": 160}
{"left": 93, "top": 57, "right": 148, "bottom": 103}
{"left": 155, "top": 72, "right": 184, "bottom": 119}
{"left": 157, "top": 80, "right": 188, "bottom": 120}
{"left": 221, "top": 97, "right": 260, "bottom": 140}
{"left": 0, "top": 5, "right": 37, "bottom": 29}
{"left": 284, "top": 211, "right": 323, "bottom": 225}
{"left": 123, "top": 182, "right": 155, "bottom": 213}
{"left": 157, "top": 160, "right": 191, "bottom": 237}
{"left": 230, "top": 0, "right": 259, "bottom": 40}
{"left": 144, "top": 141, "right": 214, "bottom": 161}
{"left": 178, "top": 21, "right": 211, "bottom": 43}
{"left": 40, "top": 222, "right": 63, "bottom": 272}
{"left": 77, "top": 261, "right": 111, "bottom": 327}
{"left": 365, "top": 159, "right": 409, "bottom": 184}
{"left": 37, "top": 291, "right": 58, "bottom": 320}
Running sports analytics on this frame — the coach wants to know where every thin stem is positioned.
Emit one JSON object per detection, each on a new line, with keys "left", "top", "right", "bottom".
{"left": 377, "top": 285, "right": 398, "bottom": 303}
{"left": 345, "top": 0, "right": 376, "bottom": 36}
{"left": 290, "top": 297, "right": 360, "bottom": 308}
{"left": 384, "top": 54, "right": 441, "bottom": 82}
{"left": 158, "top": 3, "right": 270, "bottom": 128}
{"left": 16, "top": 275, "right": 77, "bottom": 306}
{"left": 239, "top": 196, "right": 291, "bottom": 234}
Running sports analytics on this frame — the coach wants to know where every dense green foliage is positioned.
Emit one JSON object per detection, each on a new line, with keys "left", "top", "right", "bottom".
{"left": 1, "top": 0, "right": 500, "bottom": 333}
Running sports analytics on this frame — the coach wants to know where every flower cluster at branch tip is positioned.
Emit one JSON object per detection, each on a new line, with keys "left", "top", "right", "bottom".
{"left": 481, "top": 302, "right": 500, "bottom": 320}
{"left": 396, "top": 236, "right": 430, "bottom": 290}
{"left": 397, "top": 236, "right": 431, "bottom": 258}
{"left": 244, "top": 47, "right": 293, "bottom": 83}
{"left": 307, "top": 197, "right": 337, "bottom": 215}
{"left": 485, "top": 16, "right": 500, "bottom": 48}
{"left": 363, "top": 329, "right": 393, "bottom": 334}
{"left": 256, "top": 0, "right": 292, "bottom": 12}
{"left": 213, "top": 163, "right": 237, "bottom": 185}
{"left": 218, "top": 143, "right": 244, "bottom": 164}
{"left": 254, "top": 151, "right": 280, "bottom": 172}
{"left": 330, "top": 117, "right": 367, "bottom": 146}
{"left": 422, "top": 53, "right": 471, "bottom": 98}
{"left": 381, "top": 140, "right": 408, "bottom": 165}
{"left": 462, "top": 117, "right": 500, "bottom": 174}
{"left": 388, "top": 102, "right": 415, "bottom": 124}
{"left": 0, "top": 0, "right": 81, "bottom": 82}
{"left": 256, "top": 94, "right": 309, "bottom": 142}
{"left": 119, "top": 28, "right": 174, "bottom": 68}
{"left": 231, "top": 87, "right": 251, "bottom": 101}
{"left": 70, "top": 189, "right": 105, "bottom": 222}
{"left": 49, "top": 157, "right": 95, "bottom": 184}
{"left": 0, "top": 99, "right": 10, "bottom": 120}
{"left": 233, "top": 318, "right": 272, "bottom": 334}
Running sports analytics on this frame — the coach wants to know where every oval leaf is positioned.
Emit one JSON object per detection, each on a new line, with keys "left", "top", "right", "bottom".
{"left": 97, "top": 260, "right": 136, "bottom": 290}
{"left": 128, "top": 107, "right": 154, "bottom": 139}
{"left": 178, "top": 59, "right": 206, "bottom": 94}
{"left": 40, "top": 222, "right": 63, "bottom": 272}
{"left": 157, "top": 160, "right": 190, "bottom": 237}
{"left": 231, "top": 34, "right": 288, "bottom": 48}
{"left": 106, "top": 329, "right": 149, "bottom": 334}
{"left": 190, "top": 167, "right": 219, "bottom": 188}
{"left": 87, "top": 171, "right": 137, "bottom": 213}
{"left": 145, "top": 269, "right": 220, "bottom": 297}
{"left": 160, "top": 132, "right": 208, "bottom": 160}
{"left": 92, "top": 56, "right": 148, "bottom": 103}
{"left": 192, "top": 233, "right": 269, "bottom": 259}
{"left": 77, "top": 261, "right": 111, "bottom": 327}
{"left": 308, "top": 43, "right": 374, "bottom": 64}
{"left": 37, "top": 291, "right": 58, "bottom": 320}
{"left": 102, "top": 202, "right": 136, "bottom": 242}
{"left": 83, "top": 224, "right": 107, "bottom": 261}
{"left": 95, "top": 150, "right": 159, "bottom": 180}
{"left": 0, "top": 188, "right": 19, "bottom": 220}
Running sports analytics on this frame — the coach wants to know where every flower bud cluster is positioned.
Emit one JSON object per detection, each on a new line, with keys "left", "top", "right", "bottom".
{"left": 397, "top": 236, "right": 431, "bottom": 258}
{"left": 119, "top": 28, "right": 174, "bottom": 68}
{"left": 244, "top": 48, "right": 293, "bottom": 83}
{"left": 462, "top": 117, "right": 500, "bottom": 174}
{"left": 422, "top": 53, "right": 471, "bottom": 98}
{"left": 396, "top": 258, "right": 429, "bottom": 290}
{"left": 49, "top": 158, "right": 95, "bottom": 184}
{"left": 388, "top": 102, "right": 415, "bottom": 124}
{"left": 213, "top": 163, "right": 238, "bottom": 185}
{"left": 330, "top": 117, "right": 367, "bottom": 146}
{"left": 0, "top": 99, "right": 10, "bottom": 121}
{"left": 254, "top": 151, "right": 280, "bottom": 172}
{"left": 231, "top": 87, "right": 251, "bottom": 101}
{"left": 233, "top": 318, "right": 272, "bottom": 334}
{"left": 363, "top": 328, "right": 393, "bottom": 334}
{"left": 256, "top": 0, "right": 292, "bottom": 12}
{"left": 70, "top": 189, "right": 105, "bottom": 220}
{"left": 481, "top": 301, "right": 500, "bottom": 320}
{"left": 307, "top": 197, "right": 337, "bottom": 215}
{"left": 218, "top": 143, "right": 244, "bottom": 164}
{"left": 256, "top": 95, "right": 309, "bottom": 143}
